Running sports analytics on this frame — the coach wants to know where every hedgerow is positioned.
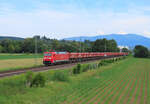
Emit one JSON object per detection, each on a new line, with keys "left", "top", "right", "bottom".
{"left": 98, "top": 57, "right": 126, "bottom": 67}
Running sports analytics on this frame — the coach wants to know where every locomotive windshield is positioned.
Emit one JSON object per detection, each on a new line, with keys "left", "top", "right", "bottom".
{"left": 44, "top": 53, "right": 51, "bottom": 56}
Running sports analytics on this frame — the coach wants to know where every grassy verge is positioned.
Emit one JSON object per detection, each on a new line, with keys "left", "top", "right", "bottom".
{"left": 0, "top": 56, "right": 149, "bottom": 104}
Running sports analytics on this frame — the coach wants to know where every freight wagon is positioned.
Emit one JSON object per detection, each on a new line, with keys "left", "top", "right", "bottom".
{"left": 43, "top": 51, "right": 128, "bottom": 65}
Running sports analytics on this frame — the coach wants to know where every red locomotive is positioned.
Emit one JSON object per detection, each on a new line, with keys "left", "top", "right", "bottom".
{"left": 43, "top": 51, "right": 128, "bottom": 65}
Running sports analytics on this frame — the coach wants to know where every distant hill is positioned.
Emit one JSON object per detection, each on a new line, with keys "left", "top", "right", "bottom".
{"left": 0, "top": 36, "right": 24, "bottom": 40}
{"left": 63, "top": 34, "right": 150, "bottom": 48}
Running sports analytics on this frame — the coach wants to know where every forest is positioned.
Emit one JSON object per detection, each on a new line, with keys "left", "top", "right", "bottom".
{"left": 0, "top": 36, "right": 127, "bottom": 53}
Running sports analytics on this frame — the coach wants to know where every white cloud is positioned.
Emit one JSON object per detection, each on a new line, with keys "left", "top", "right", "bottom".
{"left": 143, "top": 31, "right": 150, "bottom": 38}
{"left": 0, "top": 4, "right": 150, "bottom": 39}
{"left": 118, "top": 31, "right": 127, "bottom": 35}
{"left": 96, "top": 30, "right": 105, "bottom": 35}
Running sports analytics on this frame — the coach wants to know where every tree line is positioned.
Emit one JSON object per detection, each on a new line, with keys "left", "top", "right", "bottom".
{"left": 0, "top": 35, "right": 126, "bottom": 53}
{"left": 134, "top": 45, "right": 149, "bottom": 58}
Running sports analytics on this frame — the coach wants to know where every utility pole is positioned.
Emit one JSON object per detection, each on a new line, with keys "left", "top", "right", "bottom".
{"left": 80, "top": 37, "right": 82, "bottom": 62}
{"left": 105, "top": 40, "right": 106, "bottom": 52}
{"left": 80, "top": 37, "right": 82, "bottom": 53}
{"left": 35, "top": 36, "right": 38, "bottom": 66}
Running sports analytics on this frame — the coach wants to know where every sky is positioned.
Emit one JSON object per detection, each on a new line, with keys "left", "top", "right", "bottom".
{"left": 0, "top": 0, "right": 150, "bottom": 39}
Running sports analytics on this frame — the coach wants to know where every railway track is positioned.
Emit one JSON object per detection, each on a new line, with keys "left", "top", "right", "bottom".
{"left": 0, "top": 56, "right": 122, "bottom": 78}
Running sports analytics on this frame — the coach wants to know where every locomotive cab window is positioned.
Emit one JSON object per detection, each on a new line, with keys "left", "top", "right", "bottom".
{"left": 56, "top": 52, "right": 67, "bottom": 54}
{"left": 44, "top": 53, "right": 52, "bottom": 56}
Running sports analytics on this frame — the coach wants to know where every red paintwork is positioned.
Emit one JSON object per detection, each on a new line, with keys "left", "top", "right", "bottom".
{"left": 43, "top": 51, "right": 128, "bottom": 65}
{"left": 43, "top": 52, "right": 69, "bottom": 64}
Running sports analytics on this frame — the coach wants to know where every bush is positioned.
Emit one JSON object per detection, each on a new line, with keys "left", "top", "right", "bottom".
{"left": 25, "top": 71, "right": 34, "bottom": 87}
{"left": 52, "top": 71, "right": 69, "bottom": 82}
{"left": 90, "top": 63, "right": 98, "bottom": 69}
{"left": 77, "top": 64, "right": 81, "bottom": 73}
{"left": 73, "top": 64, "right": 81, "bottom": 74}
{"left": 115, "top": 58, "right": 118, "bottom": 61}
{"left": 82, "top": 64, "right": 90, "bottom": 72}
{"left": 98, "top": 59, "right": 116, "bottom": 67}
{"left": 98, "top": 60, "right": 106, "bottom": 67}
{"left": 98, "top": 62, "right": 102, "bottom": 67}
{"left": 134, "top": 45, "right": 149, "bottom": 58}
{"left": 98, "top": 60, "right": 104, "bottom": 67}
{"left": 105, "top": 59, "right": 114, "bottom": 63}
{"left": 113, "top": 58, "right": 116, "bottom": 62}
{"left": 30, "top": 73, "right": 46, "bottom": 87}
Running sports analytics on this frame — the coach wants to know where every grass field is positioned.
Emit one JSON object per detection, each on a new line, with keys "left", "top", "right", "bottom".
{"left": 0, "top": 57, "right": 149, "bottom": 104}
{"left": 0, "top": 54, "right": 43, "bottom": 72}
{"left": 0, "top": 54, "right": 43, "bottom": 60}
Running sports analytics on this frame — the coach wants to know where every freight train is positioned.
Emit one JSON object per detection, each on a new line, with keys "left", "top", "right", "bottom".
{"left": 43, "top": 51, "right": 128, "bottom": 65}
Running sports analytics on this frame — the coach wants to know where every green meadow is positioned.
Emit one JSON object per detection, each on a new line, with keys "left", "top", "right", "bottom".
{"left": 0, "top": 57, "right": 149, "bottom": 104}
{"left": 0, "top": 54, "right": 43, "bottom": 60}
{"left": 0, "top": 54, "right": 43, "bottom": 72}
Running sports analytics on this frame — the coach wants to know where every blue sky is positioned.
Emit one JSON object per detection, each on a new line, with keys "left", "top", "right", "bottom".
{"left": 0, "top": 0, "right": 150, "bottom": 39}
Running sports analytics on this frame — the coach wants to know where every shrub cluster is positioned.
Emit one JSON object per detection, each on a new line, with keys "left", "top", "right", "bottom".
{"left": 98, "top": 57, "right": 125, "bottom": 67}
{"left": 134, "top": 45, "right": 149, "bottom": 58}
{"left": 51, "top": 71, "right": 69, "bottom": 82}
{"left": 73, "top": 63, "right": 99, "bottom": 75}
{"left": 72, "top": 57, "right": 127, "bottom": 75}
{"left": 25, "top": 71, "right": 34, "bottom": 87}
{"left": 73, "top": 64, "right": 81, "bottom": 74}
{"left": 98, "top": 59, "right": 114, "bottom": 66}
{"left": 25, "top": 71, "right": 46, "bottom": 87}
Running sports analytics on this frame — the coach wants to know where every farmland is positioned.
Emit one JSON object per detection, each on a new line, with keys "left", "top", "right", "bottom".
{"left": 0, "top": 54, "right": 43, "bottom": 60}
{"left": 0, "top": 54, "right": 43, "bottom": 72}
{"left": 0, "top": 57, "right": 149, "bottom": 104}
